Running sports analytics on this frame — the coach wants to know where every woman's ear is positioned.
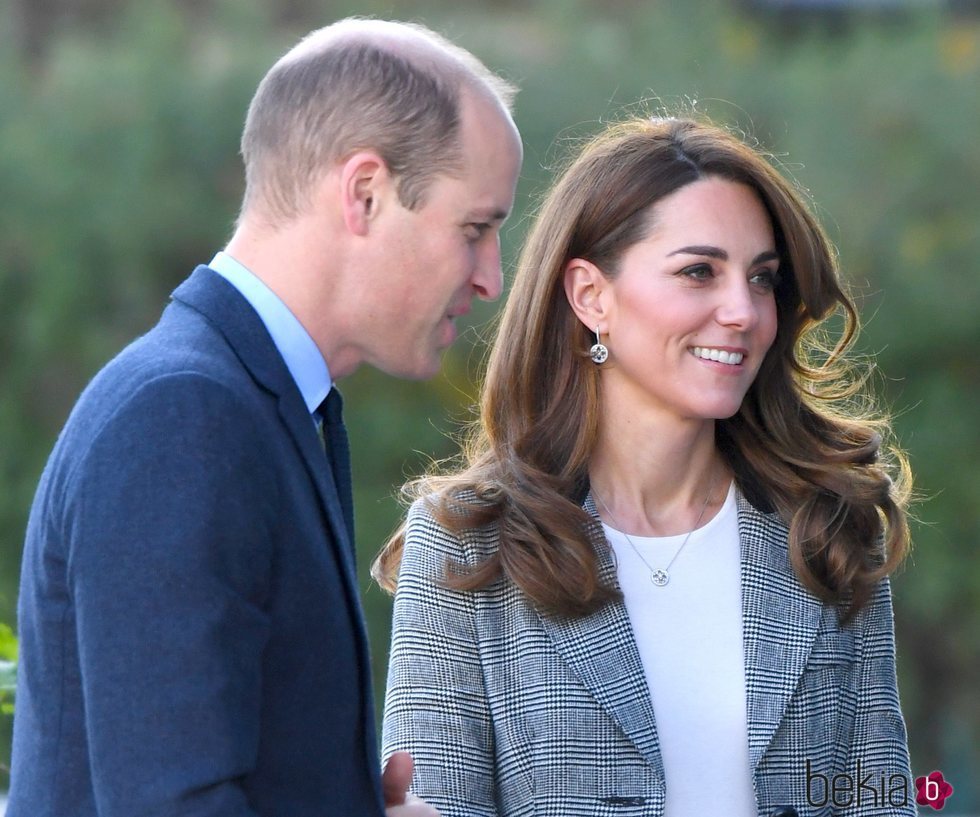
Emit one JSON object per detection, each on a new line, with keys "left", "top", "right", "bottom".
{"left": 563, "top": 257, "right": 610, "bottom": 333}
{"left": 338, "top": 151, "right": 391, "bottom": 236}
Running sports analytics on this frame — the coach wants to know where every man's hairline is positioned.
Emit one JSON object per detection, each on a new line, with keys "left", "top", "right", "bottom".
{"left": 244, "top": 21, "right": 516, "bottom": 222}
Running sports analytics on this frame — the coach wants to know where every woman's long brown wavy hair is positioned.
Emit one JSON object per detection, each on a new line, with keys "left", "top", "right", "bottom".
{"left": 373, "top": 115, "right": 911, "bottom": 622}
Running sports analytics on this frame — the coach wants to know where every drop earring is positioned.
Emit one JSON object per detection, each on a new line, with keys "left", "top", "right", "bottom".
{"left": 590, "top": 327, "right": 608, "bottom": 364}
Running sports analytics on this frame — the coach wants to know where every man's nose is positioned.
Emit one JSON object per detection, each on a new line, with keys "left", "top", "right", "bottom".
{"left": 472, "top": 236, "right": 504, "bottom": 302}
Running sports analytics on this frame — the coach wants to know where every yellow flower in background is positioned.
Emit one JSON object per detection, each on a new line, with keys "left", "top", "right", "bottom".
{"left": 0, "top": 622, "right": 16, "bottom": 716}
{"left": 721, "top": 21, "right": 761, "bottom": 64}
{"left": 900, "top": 223, "right": 939, "bottom": 265}
{"left": 940, "top": 25, "right": 979, "bottom": 76}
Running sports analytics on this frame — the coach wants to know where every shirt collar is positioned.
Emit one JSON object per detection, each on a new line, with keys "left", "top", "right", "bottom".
{"left": 209, "top": 251, "right": 331, "bottom": 413}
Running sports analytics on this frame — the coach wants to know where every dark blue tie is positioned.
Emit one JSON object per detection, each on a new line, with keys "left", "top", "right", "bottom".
{"left": 318, "top": 388, "right": 355, "bottom": 545}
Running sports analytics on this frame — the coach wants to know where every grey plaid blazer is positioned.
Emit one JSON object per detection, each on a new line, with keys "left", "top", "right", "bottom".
{"left": 382, "top": 491, "right": 913, "bottom": 817}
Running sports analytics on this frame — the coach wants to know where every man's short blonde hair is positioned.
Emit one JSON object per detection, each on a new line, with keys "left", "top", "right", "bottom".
{"left": 240, "top": 18, "right": 517, "bottom": 224}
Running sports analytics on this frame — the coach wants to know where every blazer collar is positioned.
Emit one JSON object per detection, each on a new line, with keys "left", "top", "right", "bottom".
{"left": 537, "top": 489, "right": 822, "bottom": 774}
{"left": 169, "top": 267, "right": 356, "bottom": 577}
{"left": 536, "top": 494, "right": 665, "bottom": 776}
{"left": 736, "top": 491, "right": 823, "bottom": 770}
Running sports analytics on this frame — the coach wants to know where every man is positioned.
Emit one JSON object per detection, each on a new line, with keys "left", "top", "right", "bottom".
{"left": 8, "top": 17, "right": 522, "bottom": 817}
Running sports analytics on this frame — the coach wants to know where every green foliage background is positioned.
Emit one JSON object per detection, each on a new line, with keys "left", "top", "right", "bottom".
{"left": 1, "top": 0, "right": 977, "bottom": 804}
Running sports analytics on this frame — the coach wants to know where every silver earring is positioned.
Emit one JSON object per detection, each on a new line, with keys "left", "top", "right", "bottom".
{"left": 589, "top": 326, "right": 608, "bottom": 364}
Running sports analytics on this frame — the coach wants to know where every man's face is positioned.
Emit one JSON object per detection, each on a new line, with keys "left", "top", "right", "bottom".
{"left": 362, "top": 92, "right": 522, "bottom": 380}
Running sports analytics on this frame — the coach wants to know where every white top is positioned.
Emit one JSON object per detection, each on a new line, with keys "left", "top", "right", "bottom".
{"left": 601, "top": 482, "right": 757, "bottom": 817}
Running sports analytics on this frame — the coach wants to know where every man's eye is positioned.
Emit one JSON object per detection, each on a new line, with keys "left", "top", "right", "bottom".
{"left": 465, "top": 223, "right": 491, "bottom": 241}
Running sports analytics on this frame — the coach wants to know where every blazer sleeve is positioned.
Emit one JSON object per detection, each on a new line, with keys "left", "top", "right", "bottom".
{"left": 842, "top": 577, "right": 915, "bottom": 817}
{"left": 65, "top": 374, "right": 275, "bottom": 817}
{"left": 381, "top": 499, "right": 499, "bottom": 817}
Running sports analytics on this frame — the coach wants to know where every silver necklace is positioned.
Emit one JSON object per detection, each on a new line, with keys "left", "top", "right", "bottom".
{"left": 593, "top": 474, "right": 717, "bottom": 587}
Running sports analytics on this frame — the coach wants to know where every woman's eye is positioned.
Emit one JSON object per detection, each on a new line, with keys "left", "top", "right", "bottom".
{"left": 750, "top": 268, "right": 781, "bottom": 291}
{"left": 680, "top": 264, "right": 713, "bottom": 281}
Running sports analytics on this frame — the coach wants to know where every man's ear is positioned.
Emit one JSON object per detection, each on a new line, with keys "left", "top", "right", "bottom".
{"left": 338, "top": 151, "right": 392, "bottom": 236}
{"left": 563, "top": 257, "right": 611, "bottom": 333}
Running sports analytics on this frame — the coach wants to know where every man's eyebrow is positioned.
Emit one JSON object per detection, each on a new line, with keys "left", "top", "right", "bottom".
{"left": 667, "top": 245, "right": 780, "bottom": 265}
{"left": 467, "top": 207, "right": 510, "bottom": 223}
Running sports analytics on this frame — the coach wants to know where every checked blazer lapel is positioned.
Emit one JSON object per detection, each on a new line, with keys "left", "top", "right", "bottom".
{"left": 737, "top": 492, "right": 823, "bottom": 771}
{"left": 536, "top": 495, "right": 665, "bottom": 777}
{"left": 538, "top": 491, "right": 824, "bottom": 780}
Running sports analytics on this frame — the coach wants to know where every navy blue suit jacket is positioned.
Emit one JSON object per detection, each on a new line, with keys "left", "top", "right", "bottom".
{"left": 9, "top": 267, "right": 384, "bottom": 816}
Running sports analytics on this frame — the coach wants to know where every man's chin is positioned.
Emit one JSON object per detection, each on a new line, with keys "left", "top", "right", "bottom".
{"left": 377, "top": 352, "right": 444, "bottom": 382}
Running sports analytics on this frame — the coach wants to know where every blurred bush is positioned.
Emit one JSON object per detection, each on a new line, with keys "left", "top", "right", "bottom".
{"left": 1, "top": 0, "right": 977, "bottom": 803}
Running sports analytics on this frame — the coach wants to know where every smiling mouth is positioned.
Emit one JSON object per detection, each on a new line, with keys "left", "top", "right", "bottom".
{"left": 691, "top": 346, "right": 744, "bottom": 365}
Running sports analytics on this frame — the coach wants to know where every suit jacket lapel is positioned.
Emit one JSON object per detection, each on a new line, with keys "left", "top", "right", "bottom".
{"left": 171, "top": 266, "right": 380, "bottom": 783}
{"left": 170, "top": 267, "right": 358, "bottom": 585}
{"left": 737, "top": 492, "right": 823, "bottom": 770}
{"left": 275, "top": 393, "right": 358, "bottom": 577}
{"left": 537, "top": 495, "right": 665, "bottom": 776}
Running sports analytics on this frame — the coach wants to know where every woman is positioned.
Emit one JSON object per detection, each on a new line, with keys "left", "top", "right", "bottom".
{"left": 374, "top": 116, "right": 913, "bottom": 817}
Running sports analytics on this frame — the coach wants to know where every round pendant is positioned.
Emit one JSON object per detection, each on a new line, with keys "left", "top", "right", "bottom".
{"left": 589, "top": 343, "right": 608, "bottom": 364}
{"left": 650, "top": 569, "right": 669, "bottom": 587}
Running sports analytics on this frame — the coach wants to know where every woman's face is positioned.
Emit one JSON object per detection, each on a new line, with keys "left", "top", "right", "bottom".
{"left": 599, "top": 176, "right": 780, "bottom": 424}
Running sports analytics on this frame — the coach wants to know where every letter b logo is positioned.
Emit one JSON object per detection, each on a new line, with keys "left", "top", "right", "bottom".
{"left": 916, "top": 770, "right": 954, "bottom": 811}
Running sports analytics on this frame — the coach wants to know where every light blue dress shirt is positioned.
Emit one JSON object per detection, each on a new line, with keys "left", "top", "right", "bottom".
{"left": 209, "top": 252, "right": 332, "bottom": 416}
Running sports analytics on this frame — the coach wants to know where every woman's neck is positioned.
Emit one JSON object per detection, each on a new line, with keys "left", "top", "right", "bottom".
{"left": 588, "top": 403, "right": 728, "bottom": 537}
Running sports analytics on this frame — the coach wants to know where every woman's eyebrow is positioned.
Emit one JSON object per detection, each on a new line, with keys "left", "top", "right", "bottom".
{"left": 667, "top": 245, "right": 780, "bottom": 265}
